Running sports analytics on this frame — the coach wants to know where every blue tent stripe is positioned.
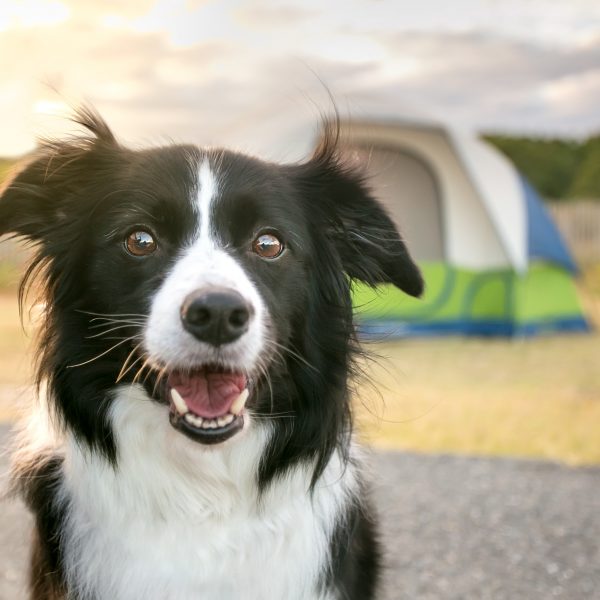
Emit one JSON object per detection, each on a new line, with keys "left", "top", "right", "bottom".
{"left": 521, "top": 176, "right": 578, "bottom": 273}
{"left": 357, "top": 317, "right": 590, "bottom": 339}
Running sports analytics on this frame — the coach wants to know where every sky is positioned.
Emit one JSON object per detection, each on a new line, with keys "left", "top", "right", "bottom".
{"left": 1, "top": 0, "right": 599, "bottom": 158}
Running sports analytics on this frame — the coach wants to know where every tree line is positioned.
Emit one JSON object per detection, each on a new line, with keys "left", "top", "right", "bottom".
{"left": 484, "top": 134, "right": 600, "bottom": 201}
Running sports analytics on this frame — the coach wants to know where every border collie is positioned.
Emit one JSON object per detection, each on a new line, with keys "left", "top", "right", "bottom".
{"left": 1, "top": 107, "right": 422, "bottom": 600}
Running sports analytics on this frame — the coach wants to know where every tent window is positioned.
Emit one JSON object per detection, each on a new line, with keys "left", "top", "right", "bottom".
{"left": 341, "top": 145, "right": 444, "bottom": 262}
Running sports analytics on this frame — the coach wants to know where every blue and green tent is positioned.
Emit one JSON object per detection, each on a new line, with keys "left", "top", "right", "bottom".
{"left": 329, "top": 117, "right": 589, "bottom": 336}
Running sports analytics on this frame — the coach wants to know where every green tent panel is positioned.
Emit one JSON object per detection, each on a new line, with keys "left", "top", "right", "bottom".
{"left": 353, "top": 262, "right": 588, "bottom": 337}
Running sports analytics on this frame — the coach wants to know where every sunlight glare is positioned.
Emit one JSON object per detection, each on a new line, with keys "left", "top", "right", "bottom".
{"left": 33, "top": 99, "right": 69, "bottom": 117}
{"left": 0, "top": 0, "right": 70, "bottom": 31}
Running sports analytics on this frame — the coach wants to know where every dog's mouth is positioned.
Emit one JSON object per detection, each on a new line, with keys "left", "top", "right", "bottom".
{"left": 163, "top": 367, "right": 249, "bottom": 445}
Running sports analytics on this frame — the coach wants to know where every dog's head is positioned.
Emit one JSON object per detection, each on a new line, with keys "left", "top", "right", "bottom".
{"left": 0, "top": 108, "right": 422, "bottom": 481}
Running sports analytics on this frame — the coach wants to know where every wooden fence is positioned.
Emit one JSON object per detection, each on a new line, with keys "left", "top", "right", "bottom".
{"left": 549, "top": 201, "right": 600, "bottom": 263}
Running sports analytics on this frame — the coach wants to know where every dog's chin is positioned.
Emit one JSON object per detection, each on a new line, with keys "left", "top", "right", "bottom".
{"left": 150, "top": 364, "right": 251, "bottom": 446}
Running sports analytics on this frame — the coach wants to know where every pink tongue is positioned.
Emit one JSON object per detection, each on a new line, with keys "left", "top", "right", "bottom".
{"left": 168, "top": 371, "right": 246, "bottom": 418}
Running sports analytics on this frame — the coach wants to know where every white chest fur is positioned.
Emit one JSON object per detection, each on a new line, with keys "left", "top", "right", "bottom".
{"left": 58, "top": 387, "right": 355, "bottom": 600}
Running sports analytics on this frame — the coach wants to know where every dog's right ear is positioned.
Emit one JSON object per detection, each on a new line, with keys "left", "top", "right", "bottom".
{"left": 0, "top": 106, "right": 116, "bottom": 242}
{"left": 0, "top": 154, "right": 58, "bottom": 241}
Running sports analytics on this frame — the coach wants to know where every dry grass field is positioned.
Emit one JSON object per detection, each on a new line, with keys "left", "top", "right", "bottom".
{"left": 356, "top": 335, "right": 600, "bottom": 464}
{"left": 0, "top": 291, "right": 33, "bottom": 421}
{"left": 0, "top": 265, "right": 599, "bottom": 465}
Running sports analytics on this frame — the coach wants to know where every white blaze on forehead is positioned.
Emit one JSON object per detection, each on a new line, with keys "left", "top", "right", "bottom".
{"left": 197, "top": 159, "right": 218, "bottom": 242}
{"left": 144, "top": 155, "right": 267, "bottom": 372}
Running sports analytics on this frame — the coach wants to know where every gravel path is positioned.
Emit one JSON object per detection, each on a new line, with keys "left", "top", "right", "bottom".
{"left": 374, "top": 452, "right": 600, "bottom": 599}
{"left": 1, "top": 425, "right": 598, "bottom": 599}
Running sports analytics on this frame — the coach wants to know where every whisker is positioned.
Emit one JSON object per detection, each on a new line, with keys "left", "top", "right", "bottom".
{"left": 151, "top": 364, "right": 169, "bottom": 396}
{"left": 265, "top": 339, "right": 318, "bottom": 373}
{"left": 88, "top": 336, "right": 133, "bottom": 342}
{"left": 134, "top": 357, "right": 154, "bottom": 385}
{"left": 76, "top": 310, "right": 147, "bottom": 319}
{"left": 117, "top": 342, "right": 146, "bottom": 383}
{"left": 66, "top": 337, "right": 137, "bottom": 369}
{"left": 262, "top": 344, "right": 286, "bottom": 370}
{"left": 86, "top": 324, "right": 139, "bottom": 339}
{"left": 89, "top": 318, "right": 145, "bottom": 327}
{"left": 251, "top": 414, "right": 296, "bottom": 420}
{"left": 256, "top": 361, "right": 275, "bottom": 416}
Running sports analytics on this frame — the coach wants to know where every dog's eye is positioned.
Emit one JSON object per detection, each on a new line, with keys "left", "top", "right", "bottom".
{"left": 252, "top": 233, "right": 284, "bottom": 259}
{"left": 125, "top": 230, "right": 157, "bottom": 257}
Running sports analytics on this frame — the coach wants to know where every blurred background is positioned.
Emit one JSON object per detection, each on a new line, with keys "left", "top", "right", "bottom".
{"left": 0, "top": 1, "right": 599, "bottom": 598}
{"left": 1, "top": 0, "right": 599, "bottom": 463}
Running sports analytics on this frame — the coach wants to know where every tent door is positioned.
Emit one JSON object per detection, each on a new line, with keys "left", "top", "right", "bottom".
{"left": 341, "top": 144, "right": 445, "bottom": 262}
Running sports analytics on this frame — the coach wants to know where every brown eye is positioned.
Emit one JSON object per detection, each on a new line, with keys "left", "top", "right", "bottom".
{"left": 252, "top": 233, "right": 284, "bottom": 259}
{"left": 125, "top": 230, "right": 157, "bottom": 256}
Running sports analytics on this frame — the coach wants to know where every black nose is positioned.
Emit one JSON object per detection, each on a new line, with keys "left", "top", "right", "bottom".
{"left": 181, "top": 288, "right": 253, "bottom": 346}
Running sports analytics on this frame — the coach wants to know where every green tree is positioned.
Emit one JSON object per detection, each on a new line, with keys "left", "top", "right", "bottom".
{"left": 484, "top": 135, "right": 582, "bottom": 200}
{"left": 568, "top": 136, "right": 600, "bottom": 198}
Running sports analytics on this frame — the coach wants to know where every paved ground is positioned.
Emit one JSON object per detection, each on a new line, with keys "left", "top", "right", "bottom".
{"left": 374, "top": 453, "right": 600, "bottom": 599}
{"left": 1, "top": 425, "right": 599, "bottom": 599}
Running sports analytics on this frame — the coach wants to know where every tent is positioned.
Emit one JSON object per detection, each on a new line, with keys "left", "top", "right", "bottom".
{"left": 327, "top": 117, "right": 589, "bottom": 336}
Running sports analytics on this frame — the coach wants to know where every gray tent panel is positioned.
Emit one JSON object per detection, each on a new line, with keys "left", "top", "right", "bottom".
{"left": 340, "top": 144, "right": 444, "bottom": 261}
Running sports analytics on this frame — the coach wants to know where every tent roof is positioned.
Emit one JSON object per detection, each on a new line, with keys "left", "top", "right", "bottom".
{"left": 334, "top": 118, "right": 526, "bottom": 271}
{"left": 331, "top": 116, "right": 576, "bottom": 274}
{"left": 447, "top": 129, "right": 527, "bottom": 272}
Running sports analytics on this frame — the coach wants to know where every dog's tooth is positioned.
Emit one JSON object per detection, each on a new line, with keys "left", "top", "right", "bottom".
{"left": 183, "top": 413, "right": 203, "bottom": 427}
{"left": 230, "top": 389, "right": 249, "bottom": 415}
{"left": 217, "top": 414, "right": 235, "bottom": 427}
{"left": 184, "top": 413, "right": 195, "bottom": 426}
{"left": 171, "top": 389, "right": 188, "bottom": 415}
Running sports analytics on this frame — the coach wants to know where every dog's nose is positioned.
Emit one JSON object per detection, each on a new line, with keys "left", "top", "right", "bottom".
{"left": 181, "top": 288, "right": 253, "bottom": 346}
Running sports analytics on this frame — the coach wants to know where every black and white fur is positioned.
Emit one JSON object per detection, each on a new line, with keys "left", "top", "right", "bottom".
{"left": 1, "top": 107, "right": 423, "bottom": 600}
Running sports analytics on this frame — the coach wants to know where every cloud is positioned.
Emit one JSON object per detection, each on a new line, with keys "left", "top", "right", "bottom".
{"left": 346, "top": 31, "right": 600, "bottom": 136}
{"left": 235, "top": 3, "right": 319, "bottom": 26}
{"left": 0, "top": 1, "right": 599, "bottom": 156}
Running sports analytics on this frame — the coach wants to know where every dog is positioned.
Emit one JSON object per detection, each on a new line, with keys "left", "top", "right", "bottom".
{"left": 0, "top": 107, "right": 422, "bottom": 600}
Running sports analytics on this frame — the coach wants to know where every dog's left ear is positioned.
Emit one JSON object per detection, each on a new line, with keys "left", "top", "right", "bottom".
{"left": 295, "top": 132, "right": 424, "bottom": 297}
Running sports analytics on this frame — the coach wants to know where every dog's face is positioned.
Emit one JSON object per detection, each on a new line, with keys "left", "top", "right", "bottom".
{"left": 86, "top": 148, "right": 318, "bottom": 445}
{"left": 0, "top": 109, "right": 422, "bottom": 466}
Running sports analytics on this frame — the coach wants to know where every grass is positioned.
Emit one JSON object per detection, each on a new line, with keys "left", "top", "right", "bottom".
{"left": 0, "top": 267, "right": 599, "bottom": 465}
{"left": 0, "top": 292, "right": 33, "bottom": 421}
{"left": 0, "top": 293, "right": 30, "bottom": 383}
{"left": 355, "top": 335, "right": 600, "bottom": 465}
{"left": 0, "top": 262, "right": 20, "bottom": 290}
{"left": 0, "top": 157, "right": 16, "bottom": 183}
